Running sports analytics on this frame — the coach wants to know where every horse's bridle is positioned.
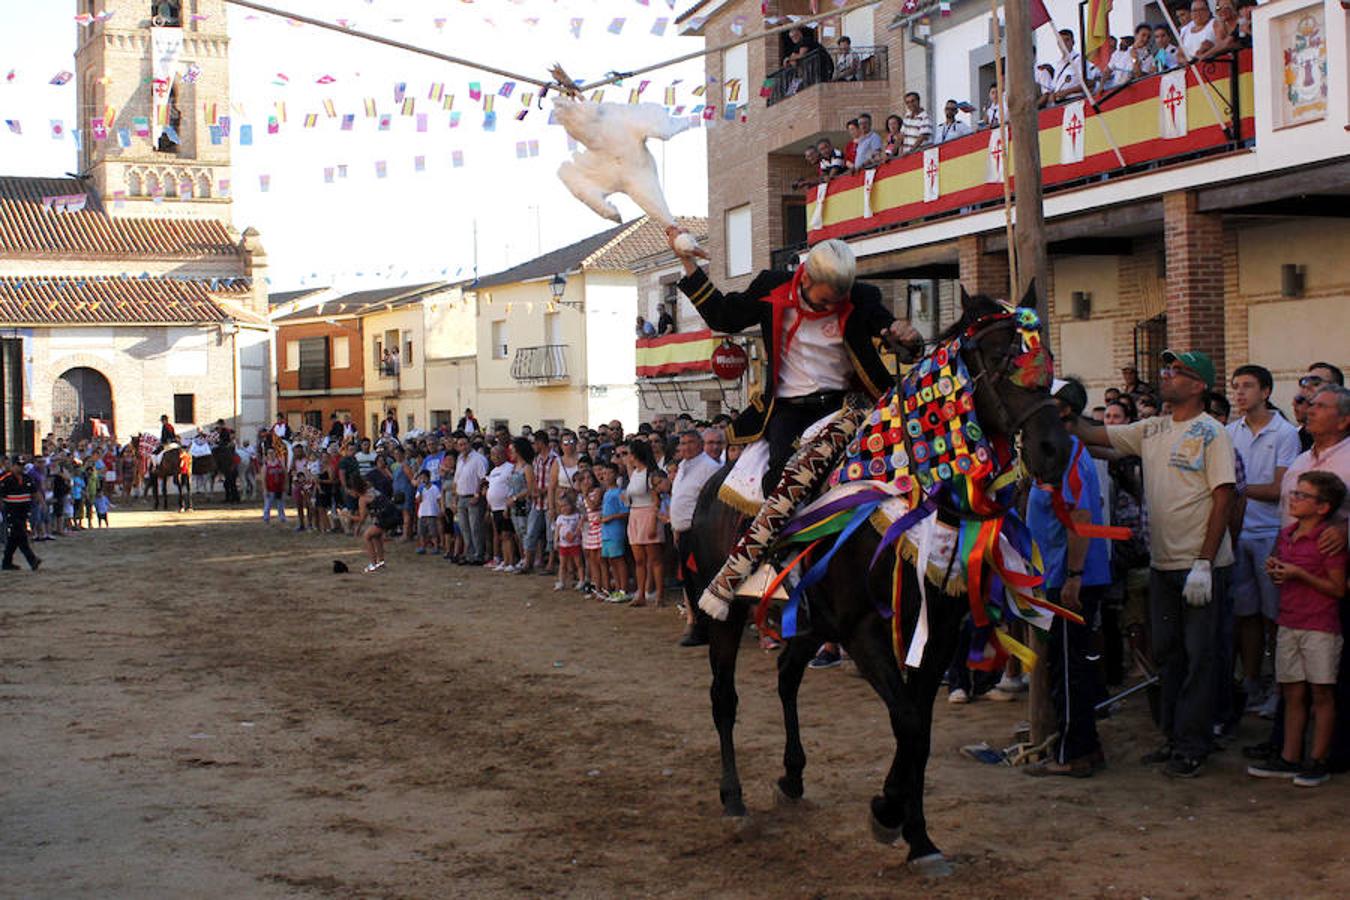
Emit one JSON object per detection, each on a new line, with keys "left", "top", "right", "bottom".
{"left": 962, "top": 313, "right": 1059, "bottom": 440}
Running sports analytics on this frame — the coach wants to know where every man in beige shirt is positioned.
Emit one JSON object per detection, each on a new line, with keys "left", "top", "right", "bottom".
{"left": 1073, "top": 349, "right": 1236, "bottom": 778}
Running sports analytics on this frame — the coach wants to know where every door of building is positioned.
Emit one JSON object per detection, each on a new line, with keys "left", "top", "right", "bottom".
{"left": 51, "top": 367, "right": 113, "bottom": 442}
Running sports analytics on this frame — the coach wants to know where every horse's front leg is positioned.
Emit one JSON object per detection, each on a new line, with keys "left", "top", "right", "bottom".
{"left": 775, "top": 635, "right": 817, "bottom": 802}
{"left": 708, "top": 603, "right": 749, "bottom": 817}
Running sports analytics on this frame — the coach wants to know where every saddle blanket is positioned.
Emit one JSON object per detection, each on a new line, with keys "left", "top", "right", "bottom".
{"left": 717, "top": 408, "right": 841, "bottom": 516}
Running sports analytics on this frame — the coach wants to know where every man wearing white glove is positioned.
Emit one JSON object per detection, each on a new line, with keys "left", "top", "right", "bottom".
{"left": 1071, "top": 349, "right": 1235, "bottom": 778}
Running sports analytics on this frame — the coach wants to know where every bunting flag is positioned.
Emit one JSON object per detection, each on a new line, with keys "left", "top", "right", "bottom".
{"left": 569, "top": 17, "right": 583, "bottom": 37}
{"left": 515, "top": 141, "right": 529, "bottom": 159}
{"left": 483, "top": 95, "right": 495, "bottom": 112}
{"left": 468, "top": 82, "right": 481, "bottom": 101}
{"left": 589, "top": 90, "right": 605, "bottom": 103}
{"left": 725, "top": 79, "right": 742, "bottom": 102}
{"left": 378, "top": 113, "right": 392, "bottom": 131}
{"left": 428, "top": 82, "right": 444, "bottom": 102}
{"left": 443, "top": 94, "right": 455, "bottom": 111}
{"left": 239, "top": 124, "right": 253, "bottom": 145}
{"left": 608, "top": 18, "right": 625, "bottom": 34}
{"left": 628, "top": 89, "right": 640, "bottom": 104}
{"left": 401, "top": 97, "right": 416, "bottom": 116}
{"left": 91, "top": 117, "right": 108, "bottom": 141}
{"left": 50, "top": 71, "right": 73, "bottom": 86}
{"left": 449, "top": 111, "right": 461, "bottom": 128}
{"left": 1085, "top": 0, "right": 1113, "bottom": 71}
{"left": 665, "top": 86, "right": 676, "bottom": 105}
{"left": 323, "top": 98, "right": 336, "bottom": 118}
{"left": 267, "top": 116, "right": 279, "bottom": 135}
{"left": 340, "top": 113, "right": 354, "bottom": 131}
{"left": 414, "top": 155, "right": 426, "bottom": 172}
{"left": 323, "top": 167, "right": 334, "bottom": 183}
{"left": 5, "top": 119, "right": 21, "bottom": 135}
{"left": 258, "top": 174, "right": 270, "bottom": 192}
{"left": 50, "top": 120, "right": 65, "bottom": 140}
{"left": 760, "top": 78, "right": 775, "bottom": 98}
{"left": 499, "top": 81, "right": 516, "bottom": 98}
{"left": 692, "top": 85, "right": 706, "bottom": 96}
{"left": 217, "top": 178, "right": 231, "bottom": 197}
{"left": 451, "top": 150, "right": 464, "bottom": 168}
{"left": 375, "top": 160, "right": 387, "bottom": 178}
{"left": 117, "top": 128, "right": 131, "bottom": 148}
{"left": 394, "top": 82, "right": 407, "bottom": 103}
{"left": 209, "top": 124, "right": 222, "bottom": 144}
{"left": 336, "top": 165, "right": 347, "bottom": 179}
{"left": 274, "top": 101, "right": 287, "bottom": 123}
{"left": 651, "top": 18, "right": 668, "bottom": 35}
{"left": 484, "top": 111, "right": 497, "bottom": 131}
{"left": 219, "top": 115, "right": 231, "bottom": 137}
{"left": 416, "top": 113, "right": 428, "bottom": 132}
{"left": 203, "top": 102, "right": 218, "bottom": 124}
{"left": 303, "top": 112, "right": 318, "bottom": 128}
{"left": 316, "top": 74, "right": 337, "bottom": 84}
{"left": 364, "top": 97, "right": 377, "bottom": 117}
{"left": 515, "top": 109, "right": 529, "bottom": 121}
{"left": 528, "top": 139, "right": 539, "bottom": 157}
{"left": 132, "top": 115, "right": 150, "bottom": 137}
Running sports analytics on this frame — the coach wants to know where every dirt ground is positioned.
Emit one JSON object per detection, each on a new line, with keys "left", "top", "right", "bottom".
{"left": 2, "top": 505, "right": 1347, "bottom": 898}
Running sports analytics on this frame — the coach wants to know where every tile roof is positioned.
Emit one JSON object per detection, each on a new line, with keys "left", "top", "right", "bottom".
{"left": 0, "top": 275, "right": 250, "bottom": 325}
{"left": 269, "top": 287, "right": 328, "bottom": 306}
{"left": 471, "top": 221, "right": 636, "bottom": 289}
{"left": 272, "top": 282, "right": 447, "bottom": 322}
{"left": 0, "top": 176, "right": 240, "bottom": 259}
{"left": 588, "top": 216, "right": 707, "bottom": 269}
{"left": 472, "top": 216, "right": 705, "bottom": 289}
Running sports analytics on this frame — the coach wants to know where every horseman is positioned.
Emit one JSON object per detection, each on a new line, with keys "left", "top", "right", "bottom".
{"left": 665, "top": 226, "right": 921, "bottom": 611}
{"left": 213, "top": 418, "right": 234, "bottom": 446}
{"left": 158, "top": 414, "right": 177, "bottom": 448}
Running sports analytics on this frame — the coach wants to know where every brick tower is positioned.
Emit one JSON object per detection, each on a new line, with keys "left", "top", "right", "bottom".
{"left": 73, "top": 0, "right": 233, "bottom": 220}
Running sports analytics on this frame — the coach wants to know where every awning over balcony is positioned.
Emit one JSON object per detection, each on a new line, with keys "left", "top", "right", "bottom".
{"left": 636, "top": 329, "right": 718, "bottom": 378}
{"left": 808, "top": 51, "right": 1254, "bottom": 243}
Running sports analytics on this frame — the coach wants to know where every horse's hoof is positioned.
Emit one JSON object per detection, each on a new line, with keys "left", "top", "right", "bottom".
{"left": 772, "top": 779, "right": 803, "bottom": 807}
{"left": 908, "top": 853, "right": 953, "bottom": 878}
{"left": 722, "top": 812, "right": 757, "bottom": 839}
{"left": 870, "top": 811, "right": 906, "bottom": 847}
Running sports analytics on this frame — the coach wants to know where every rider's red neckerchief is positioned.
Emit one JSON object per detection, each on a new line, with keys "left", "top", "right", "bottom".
{"left": 766, "top": 264, "right": 853, "bottom": 358}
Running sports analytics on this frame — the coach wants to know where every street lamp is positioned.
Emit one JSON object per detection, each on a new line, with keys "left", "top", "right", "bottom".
{"left": 551, "top": 272, "right": 582, "bottom": 310}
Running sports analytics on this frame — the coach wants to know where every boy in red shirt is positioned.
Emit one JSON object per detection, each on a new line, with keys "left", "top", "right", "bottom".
{"left": 1248, "top": 471, "right": 1347, "bottom": 786}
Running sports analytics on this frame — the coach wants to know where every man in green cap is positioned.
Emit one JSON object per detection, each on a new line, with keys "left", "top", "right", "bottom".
{"left": 1071, "top": 348, "right": 1236, "bottom": 778}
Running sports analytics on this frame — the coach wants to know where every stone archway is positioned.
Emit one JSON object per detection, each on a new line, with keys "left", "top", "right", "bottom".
{"left": 52, "top": 366, "right": 114, "bottom": 442}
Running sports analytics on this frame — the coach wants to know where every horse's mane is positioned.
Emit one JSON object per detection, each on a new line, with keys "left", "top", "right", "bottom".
{"left": 936, "top": 292, "right": 1007, "bottom": 344}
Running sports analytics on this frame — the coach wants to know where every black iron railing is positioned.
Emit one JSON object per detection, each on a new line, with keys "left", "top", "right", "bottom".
{"left": 511, "top": 345, "right": 569, "bottom": 383}
{"left": 765, "top": 45, "right": 889, "bottom": 108}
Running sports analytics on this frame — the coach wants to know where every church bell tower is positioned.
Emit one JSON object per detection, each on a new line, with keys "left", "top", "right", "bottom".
{"left": 73, "top": 0, "right": 233, "bottom": 220}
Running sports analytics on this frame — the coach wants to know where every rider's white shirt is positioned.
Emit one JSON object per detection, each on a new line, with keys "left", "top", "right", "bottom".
{"left": 777, "top": 307, "right": 850, "bottom": 398}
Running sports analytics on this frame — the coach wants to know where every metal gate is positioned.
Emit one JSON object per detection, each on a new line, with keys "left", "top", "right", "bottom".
{"left": 51, "top": 367, "right": 113, "bottom": 442}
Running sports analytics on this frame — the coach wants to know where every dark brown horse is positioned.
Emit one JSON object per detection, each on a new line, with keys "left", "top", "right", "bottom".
{"left": 687, "top": 287, "right": 1072, "bottom": 874}
{"left": 149, "top": 447, "right": 191, "bottom": 512}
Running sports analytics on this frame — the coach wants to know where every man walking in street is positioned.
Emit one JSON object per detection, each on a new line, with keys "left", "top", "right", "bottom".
{"left": 1, "top": 457, "right": 42, "bottom": 572}
{"left": 1073, "top": 349, "right": 1236, "bottom": 777}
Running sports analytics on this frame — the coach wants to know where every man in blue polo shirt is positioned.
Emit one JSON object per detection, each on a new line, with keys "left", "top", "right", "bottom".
{"left": 1026, "top": 378, "right": 1111, "bottom": 777}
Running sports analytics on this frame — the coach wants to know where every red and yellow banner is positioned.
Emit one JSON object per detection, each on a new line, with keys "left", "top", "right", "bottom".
{"left": 808, "top": 50, "right": 1253, "bottom": 243}
{"left": 636, "top": 329, "right": 718, "bottom": 377}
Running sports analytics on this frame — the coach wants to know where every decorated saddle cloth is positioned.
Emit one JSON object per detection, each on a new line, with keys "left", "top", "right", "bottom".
{"left": 737, "top": 307, "right": 1082, "bottom": 672}
{"left": 716, "top": 409, "right": 842, "bottom": 517}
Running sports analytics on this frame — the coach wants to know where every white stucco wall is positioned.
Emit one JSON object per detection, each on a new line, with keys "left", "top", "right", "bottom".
{"left": 582, "top": 271, "right": 639, "bottom": 431}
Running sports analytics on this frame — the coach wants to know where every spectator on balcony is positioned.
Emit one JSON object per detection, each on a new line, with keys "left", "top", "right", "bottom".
{"left": 1048, "top": 30, "right": 1101, "bottom": 104}
{"left": 780, "top": 26, "right": 833, "bottom": 95}
{"left": 882, "top": 113, "right": 903, "bottom": 158}
{"left": 1233, "top": 0, "right": 1255, "bottom": 49}
{"left": 656, "top": 301, "right": 676, "bottom": 336}
{"left": 793, "top": 146, "right": 826, "bottom": 189}
{"left": 1124, "top": 23, "right": 1159, "bottom": 81}
{"left": 1106, "top": 35, "right": 1138, "bottom": 88}
{"left": 1179, "top": 0, "right": 1218, "bottom": 62}
{"left": 900, "top": 92, "right": 932, "bottom": 154}
{"left": 983, "top": 84, "right": 1003, "bottom": 129}
{"left": 1210, "top": 0, "right": 1243, "bottom": 56}
{"left": 935, "top": 100, "right": 973, "bottom": 144}
{"left": 815, "top": 138, "right": 847, "bottom": 178}
{"left": 1154, "top": 25, "right": 1181, "bottom": 71}
{"left": 635, "top": 315, "right": 656, "bottom": 338}
{"left": 852, "top": 112, "right": 883, "bottom": 171}
{"left": 842, "top": 118, "right": 861, "bottom": 169}
{"left": 381, "top": 348, "right": 400, "bottom": 376}
{"left": 1035, "top": 64, "right": 1056, "bottom": 96}
{"left": 833, "top": 36, "right": 863, "bottom": 82}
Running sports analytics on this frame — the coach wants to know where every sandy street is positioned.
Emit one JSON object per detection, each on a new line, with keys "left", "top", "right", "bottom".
{"left": 1, "top": 506, "right": 1346, "bottom": 898}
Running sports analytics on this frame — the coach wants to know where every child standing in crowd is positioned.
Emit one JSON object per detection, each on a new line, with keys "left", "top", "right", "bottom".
{"left": 50, "top": 467, "right": 69, "bottom": 535}
{"left": 93, "top": 490, "right": 110, "bottom": 528}
{"left": 1250, "top": 471, "right": 1348, "bottom": 787}
{"left": 623, "top": 439, "right": 663, "bottom": 608}
{"left": 262, "top": 448, "right": 287, "bottom": 524}
{"left": 68, "top": 466, "right": 84, "bottom": 531}
{"left": 555, "top": 491, "right": 583, "bottom": 591}
{"left": 415, "top": 470, "right": 443, "bottom": 555}
{"left": 598, "top": 461, "right": 630, "bottom": 603}
{"left": 582, "top": 486, "right": 604, "bottom": 593}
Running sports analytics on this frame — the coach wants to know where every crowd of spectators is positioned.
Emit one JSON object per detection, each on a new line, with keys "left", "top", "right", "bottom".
{"left": 791, "top": 6, "right": 1255, "bottom": 192}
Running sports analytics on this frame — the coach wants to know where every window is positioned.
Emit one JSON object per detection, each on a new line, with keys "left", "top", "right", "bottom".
{"left": 406, "top": 413, "right": 415, "bottom": 430}
{"left": 297, "top": 336, "right": 329, "bottom": 391}
{"left": 403, "top": 338, "right": 413, "bottom": 366}
{"left": 372, "top": 338, "right": 382, "bottom": 366}
{"left": 302, "top": 410, "right": 323, "bottom": 430}
{"left": 285, "top": 340, "right": 300, "bottom": 371}
{"left": 491, "top": 320, "right": 509, "bottom": 359}
{"left": 332, "top": 335, "right": 350, "bottom": 369}
{"left": 173, "top": 393, "right": 195, "bottom": 424}
{"left": 432, "top": 410, "right": 453, "bottom": 427}
{"left": 722, "top": 43, "right": 747, "bottom": 112}
{"left": 661, "top": 281, "right": 680, "bottom": 331}
{"left": 545, "top": 311, "right": 562, "bottom": 346}
{"left": 726, "top": 204, "right": 753, "bottom": 277}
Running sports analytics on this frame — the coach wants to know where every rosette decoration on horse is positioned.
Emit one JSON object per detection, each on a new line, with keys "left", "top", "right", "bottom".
{"left": 761, "top": 305, "right": 1094, "bottom": 672}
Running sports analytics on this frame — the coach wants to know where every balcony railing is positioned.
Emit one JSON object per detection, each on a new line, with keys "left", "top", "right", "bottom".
{"left": 511, "top": 345, "right": 569, "bottom": 383}
{"left": 806, "top": 49, "right": 1253, "bottom": 243}
{"left": 765, "top": 45, "right": 888, "bottom": 108}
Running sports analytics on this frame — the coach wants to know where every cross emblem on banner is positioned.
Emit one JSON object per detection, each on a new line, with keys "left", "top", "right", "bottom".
{"left": 925, "top": 157, "right": 939, "bottom": 189}
{"left": 991, "top": 138, "right": 1004, "bottom": 169}
{"left": 1163, "top": 84, "right": 1185, "bottom": 126}
{"left": 1066, "top": 113, "right": 1083, "bottom": 147}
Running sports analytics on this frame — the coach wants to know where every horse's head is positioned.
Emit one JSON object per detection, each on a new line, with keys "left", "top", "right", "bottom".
{"left": 953, "top": 283, "right": 1072, "bottom": 486}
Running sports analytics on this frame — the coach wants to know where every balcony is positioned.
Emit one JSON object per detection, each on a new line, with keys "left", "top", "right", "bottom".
{"left": 765, "top": 45, "right": 889, "bottom": 107}
{"left": 806, "top": 50, "right": 1256, "bottom": 244}
{"left": 511, "top": 345, "right": 569, "bottom": 384}
{"left": 635, "top": 330, "right": 719, "bottom": 379}
{"left": 738, "top": 49, "right": 894, "bottom": 155}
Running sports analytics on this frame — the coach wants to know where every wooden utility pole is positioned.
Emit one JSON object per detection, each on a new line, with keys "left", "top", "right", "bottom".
{"left": 1002, "top": 0, "right": 1054, "bottom": 745}
{"left": 1002, "top": 0, "right": 1050, "bottom": 324}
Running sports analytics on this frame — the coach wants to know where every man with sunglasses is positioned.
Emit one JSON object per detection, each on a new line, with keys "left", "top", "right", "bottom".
{"left": 1293, "top": 364, "right": 1345, "bottom": 452}
{"left": 1072, "top": 348, "right": 1236, "bottom": 778}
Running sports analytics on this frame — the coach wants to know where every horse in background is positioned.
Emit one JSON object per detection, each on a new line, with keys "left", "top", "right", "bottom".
{"left": 149, "top": 446, "right": 191, "bottom": 512}
{"left": 686, "top": 287, "right": 1072, "bottom": 874}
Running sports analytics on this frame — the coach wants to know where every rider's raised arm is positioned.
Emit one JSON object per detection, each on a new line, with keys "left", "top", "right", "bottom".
{"left": 676, "top": 267, "right": 788, "bottom": 335}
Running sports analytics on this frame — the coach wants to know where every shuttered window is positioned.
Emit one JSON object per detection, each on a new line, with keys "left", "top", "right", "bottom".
{"left": 297, "top": 336, "right": 329, "bottom": 390}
